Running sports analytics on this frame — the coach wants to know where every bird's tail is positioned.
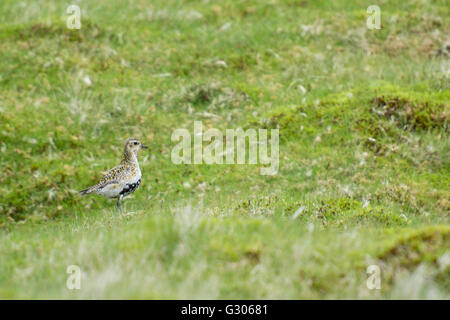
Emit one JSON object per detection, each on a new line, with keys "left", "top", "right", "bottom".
{"left": 79, "top": 187, "right": 94, "bottom": 196}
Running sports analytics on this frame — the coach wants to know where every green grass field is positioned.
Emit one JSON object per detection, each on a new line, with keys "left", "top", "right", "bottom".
{"left": 0, "top": 0, "right": 449, "bottom": 299}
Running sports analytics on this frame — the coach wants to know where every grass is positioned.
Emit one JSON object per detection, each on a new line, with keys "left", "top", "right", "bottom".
{"left": 0, "top": 0, "right": 449, "bottom": 299}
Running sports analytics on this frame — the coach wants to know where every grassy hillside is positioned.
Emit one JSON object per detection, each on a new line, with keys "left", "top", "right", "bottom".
{"left": 0, "top": 0, "right": 448, "bottom": 299}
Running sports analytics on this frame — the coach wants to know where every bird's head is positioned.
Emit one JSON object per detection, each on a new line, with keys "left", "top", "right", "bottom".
{"left": 124, "top": 138, "right": 148, "bottom": 158}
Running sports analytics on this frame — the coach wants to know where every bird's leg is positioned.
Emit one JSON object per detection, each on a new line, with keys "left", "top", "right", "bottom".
{"left": 116, "top": 195, "right": 123, "bottom": 212}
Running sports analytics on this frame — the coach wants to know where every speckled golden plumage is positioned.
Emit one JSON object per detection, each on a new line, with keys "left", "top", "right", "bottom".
{"left": 80, "top": 138, "right": 148, "bottom": 209}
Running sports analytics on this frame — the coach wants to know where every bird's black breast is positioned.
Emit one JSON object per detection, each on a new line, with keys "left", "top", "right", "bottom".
{"left": 120, "top": 178, "right": 141, "bottom": 197}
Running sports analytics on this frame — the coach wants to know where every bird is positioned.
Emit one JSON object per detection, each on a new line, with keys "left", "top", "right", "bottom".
{"left": 79, "top": 138, "right": 148, "bottom": 210}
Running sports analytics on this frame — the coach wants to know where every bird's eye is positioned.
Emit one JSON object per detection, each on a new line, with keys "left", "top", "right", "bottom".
{"left": 133, "top": 142, "right": 139, "bottom": 145}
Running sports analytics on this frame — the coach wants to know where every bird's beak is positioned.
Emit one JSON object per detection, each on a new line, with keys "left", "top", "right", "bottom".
{"left": 141, "top": 145, "right": 148, "bottom": 149}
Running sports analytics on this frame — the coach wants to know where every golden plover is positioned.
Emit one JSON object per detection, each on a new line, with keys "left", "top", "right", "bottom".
{"left": 80, "top": 138, "right": 148, "bottom": 209}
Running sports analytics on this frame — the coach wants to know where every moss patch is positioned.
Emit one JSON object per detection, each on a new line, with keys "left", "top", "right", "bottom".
{"left": 371, "top": 96, "right": 448, "bottom": 131}
{"left": 377, "top": 227, "right": 450, "bottom": 292}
